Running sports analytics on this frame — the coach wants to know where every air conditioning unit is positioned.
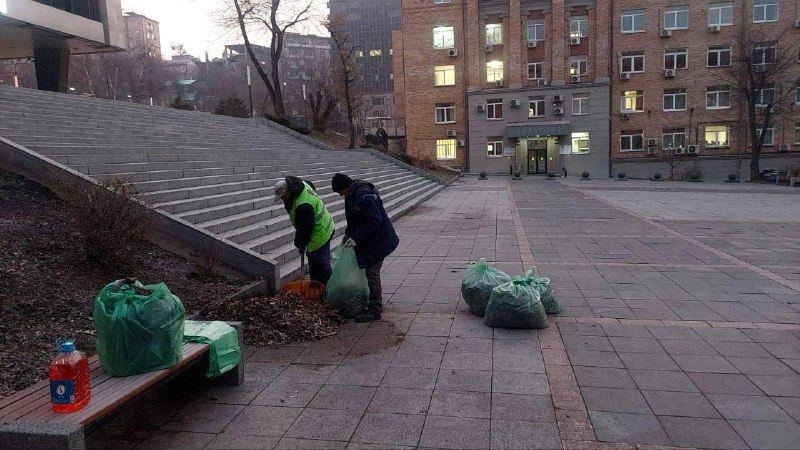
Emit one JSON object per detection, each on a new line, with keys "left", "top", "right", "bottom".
{"left": 648, "top": 139, "right": 657, "bottom": 147}
{"left": 495, "top": 79, "right": 504, "bottom": 87}
{"left": 554, "top": 107, "right": 564, "bottom": 115}
{"left": 660, "top": 29, "right": 672, "bottom": 38}
{"left": 794, "top": 19, "right": 800, "bottom": 28}
{"left": 476, "top": 104, "right": 485, "bottom": 112}
{"left": 675, "top": 147, "right": 686, "bottom": 154}
{"left": 446, "top": 129, "right": 457, "bottom": 137}
{"left": 531, "top": 79, "right": 549, "bottom": 86}
{"left": 485, "top": 45, "right": 494, "bottom": 52}
{"left": 528, "top": 41, "right": 537, "bottom": 48}
{"left": 709, "top": 25, "right": 721, "bottom": 33}
{"left": 447, "top": 49, "right": 458, "bottom": 57}
{"left": 664, "top": 69, "right": 677, "bottom": 78}
{"left": 570, "top": 37, "right": 581, "bottom": 45}
{"left": 570, "top": 75, "right": 581, "bottom": 83}
{"left": 621, "top": 113, "right": 630, "bottom": 121}
{"left": 647, "top": 146, "right": 657, "bottom": 155}
{"left": 457, "top": 140, "right": 466, "bottom": 147}
{"left": 553, "top": 95, "right": 564, "bottom": 103}
{"left": 687, "top": 145, "right": 699, "bottom": 154}
{"left": 754, "top": 64, "right": 767, "bottom": 73}
{"left": 619, "top": 72, "right": 631, "bottom": 80}
{"left": 779, "top": 143, "right": 791, "bottom": 152}
{"left": 510, "top": 99, "right": 521, "bottom": 107}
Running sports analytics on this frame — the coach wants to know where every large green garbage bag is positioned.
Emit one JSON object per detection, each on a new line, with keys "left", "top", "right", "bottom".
{"left": 94, "top": 279, "right": 185, "bottom": 376}
{"left": 327, "top": 245, "right": 369, "bottom": 318}
{"left": 484, "top": 276, "right": 548, "bottom": 329}
{"left": 461, "top": 258, "right": 511, "bottom": 317}
{"left": 183, "top": 320, "right": 241, "bottom": 378}
{"left": 523, "top": 269, "right": 561, "bottom": 315}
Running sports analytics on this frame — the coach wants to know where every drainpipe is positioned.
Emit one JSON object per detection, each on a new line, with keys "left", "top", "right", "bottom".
{"left": 462, "top": 0, "right": 471, "bottom": 173}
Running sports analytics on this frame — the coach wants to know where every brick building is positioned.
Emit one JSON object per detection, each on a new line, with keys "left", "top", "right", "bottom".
{"left": 394, "top": 0, "right": 612, "bottom": 176}
{"left": 124, "top": 12, "right": 161, "bottom": 58}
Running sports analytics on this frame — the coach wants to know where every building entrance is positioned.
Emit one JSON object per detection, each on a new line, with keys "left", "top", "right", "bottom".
{"left": 527, "top": 139, "right": 548, "bottom": 174}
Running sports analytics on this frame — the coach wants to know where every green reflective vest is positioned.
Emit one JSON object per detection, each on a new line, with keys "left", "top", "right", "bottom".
{"left": 289, "top": 182, "right": 334, "bottom": 252}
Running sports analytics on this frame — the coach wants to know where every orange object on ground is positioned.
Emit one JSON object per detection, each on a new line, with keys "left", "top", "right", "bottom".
{"left": 282, "top": 279, "right": 326, "bottom": 302}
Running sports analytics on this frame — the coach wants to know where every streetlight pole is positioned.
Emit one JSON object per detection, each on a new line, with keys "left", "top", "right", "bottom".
{"left": 246, "top": 65, "right": 254, "bottom": 118}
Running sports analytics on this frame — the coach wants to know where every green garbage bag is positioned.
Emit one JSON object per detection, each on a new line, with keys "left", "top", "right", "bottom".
{"left": 94, "top": 279, "right": 185, "bottom": 376}
{"left": 523, "top": 269, "right": 561, "bottom": 315}
{"left": 327, "top": 245, "right": 369, "bottom": 318}
{"left": 183, "top": 320, "right": 241, "bottom": 378}
{"left": 461, "top": 258, "right": 511, "bottom": 317}
{"left": 484, "top": 276, "right": 548, "bottom": 329}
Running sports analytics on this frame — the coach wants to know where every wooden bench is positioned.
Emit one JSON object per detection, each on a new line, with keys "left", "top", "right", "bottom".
{"left": 778, "top": 168, "right": 800, "bottom": 187}
{"left": 0, "top": 324, "right": 244, "bottom": 450}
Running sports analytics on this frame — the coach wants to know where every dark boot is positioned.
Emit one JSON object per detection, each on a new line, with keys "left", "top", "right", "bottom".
{"left": 355, "top": 311, "right": 381, "bottom": 322}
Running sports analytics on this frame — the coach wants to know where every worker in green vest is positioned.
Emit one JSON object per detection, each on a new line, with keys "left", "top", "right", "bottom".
{"left": 274, "top": 176, "right": 335, "bottom": 284}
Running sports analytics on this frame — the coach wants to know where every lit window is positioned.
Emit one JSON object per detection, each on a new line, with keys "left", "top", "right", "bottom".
{"left": 434, "top": 65, "right": 455, "bottom": 86}
{"left": 486, "top": 23, "right": 502, "bottom": 46}
{"left": 571, "top": 16, "right": 588, "bottom": 38}
{"left": 487, "top": 138, "right": 504, "bottom": 157}
{"left": 572, "top": 132, "right": 590, "bottom": 154}
{"left": 487, "top": 99, "right": 503, "bottom": 120}
{"left": 663, "top": 88, "right": 687, "bottom": 111}
{"left": 570, "top": 57, "right": 588, "bottom": 77}
{"left": 754, "top": 0, "right": 779, "bottom": 23}
{"left": 435, "top": 103, "right": 456, "bottom": 123}
{"left": 436, "top": 139, "right": 457, "bottom": 160}
{"left": 433, "top": 26, "right": 455, "bottom": 49}
{"left": 664, "top": 49, "right": 688, "bottom": 70}
{"left": 664, "top": 6, "right": 689, "bottom": 30}
{"left": 621, "top": 52, "right": 645, "bottom": 73}
{"left": 527, "top": 62, "right": 543, "bottom": 80}
{"left": 709, "top": 2, "right": 734, "bottom": 26}
{"left": 663, "top": 128, "right": 686, "bottom": 149}
{"left": 527, "top": 20, "right": 545, "bottom": 43}
{"left": 707, "top": 46, "right": 732, "bottom": 67}
{"left": 622, "top": 10, "right": 645, "bottom": 33}
{"left": 707, "top": 86, "right": 731, "bottom": 109}
{"left": 529, "top": 98, "right": 545, "bottom": 118}
{"left": 705, "top": 125, "right": 730, "bottom": 147}
{"left": 621, "top": 130, "right": 644, "bottom": 151}
{"left": 572, "top": 94, "right": 589, "bottom": 115}
{"left": 355, "top": 50, "right": 364, "bottom": 58}
{"left": 369, "top": 49, "right": 382, "bottom": 57}
{"left": 486, "top": 61, "right": 504, "bottom": 82}
{"left": 621, "top": 90, "right": 644, "bottom": 112}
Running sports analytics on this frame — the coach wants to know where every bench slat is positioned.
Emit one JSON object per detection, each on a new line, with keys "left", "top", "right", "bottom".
{"left": 15, "top": 373, "right": 121, "bottom": 422}
{"left": 0, "top": 359, "right": 102, "bottom": 411}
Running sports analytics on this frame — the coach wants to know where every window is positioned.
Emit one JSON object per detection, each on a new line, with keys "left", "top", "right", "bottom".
{"left": 709, "top": 2, "right": 734, "bottom": 26}
{"left": 433, "top": 26, "right": 455, "bottom": 49}
{"left": 529, "top": 98, "right": 545, "bottom": 118}
{"left": 486, "top": 23, "right": 502, "bottom": 45}
{"left": 707, "top": 46, "right": 732, "bottom": 67}
{"left": 527, "top": 62, "right": 543, "bottom": 80}
{"left": 705, "top": 125, "right": 730, "bottom": 147}
{"left": 758, "top": 125, "right": 775, "bottom": 145}
{"left": 663, "top": 88, "right": 687, "bottom": 111}
{"left": 795, "top": 123, "right": 800, "bottom": 144}
{"left": 487, "top": 138, "right": 504, "bottom": 157}
{"left": 756, "top": 87, "right": 775, "bottom": 107}
{"left": 435, "top": 103, "right": 456, "bottom": 123}
{"left": 621, "top": 90, "right": 644, "bottom": 112}
{"left": 487, "top": 99, "right": 503, "bottom": 120}
{"left": 527, "top": 20, "right": 545, "bottom": 42}
{"left": 355, "top": 50, "right": 364, "bottom": 58}
{"left": 570, "top": 56, "right": 588, "bottom": 77}
{"left": 796, "top": 83, "right": 800, "bottom": 104}
{"left": 436, "top": 139, "right": 457, "bottom": 160}
{"left": 622, "top": 10, "right": 645, "bottom": 33}
{"left": 754, "top": 0, "right": 779, "bottom": 23}
{"left": 433, "top": 0, "right": 451, "bottom": 4}
{"left": 663, "top": 128, "right": 687, "bottom": 150}
{"left": 754, "top": 42, "right": 777, "bottom": 66}
{"left": 369, "top": 49, "right": 382, "bottom": 57}
{"left": 487, "top": 61, "right": 504, "bottom": 82}
{"left": 707, "top": 86, "right": 731, "bottom": 109}
{"left": 434, "top": 65, "right": 455, "bottom": 86}
{"left": 621, "top": 52, "right": 645, "bottom": 73}
{"left": 664, "top": 6, "right": 689, "bottom": 30}
{"left": 665, "top": 49, "right": 688, "bottom": 70}
{"left": 372, "top": 97, "right": 385, "bottom": 106}
{"left": 572, "top": 94, "right": 589, "bottom": 115}
{"left": 572, "top": 132, "right": 590, "bottom": 153}
{"left": 621, "top": 130, "right": 644, "bottom": 151}
{"left": 571, "top": 16, "right": 588, "bottom": 37}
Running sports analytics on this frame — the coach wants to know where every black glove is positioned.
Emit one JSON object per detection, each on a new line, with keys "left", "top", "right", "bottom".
{"left": 297, "top": 247, "right": 305, "bottom": 256}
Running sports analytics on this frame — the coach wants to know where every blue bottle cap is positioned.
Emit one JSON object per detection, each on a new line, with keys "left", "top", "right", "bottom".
{"left": 56, "top": 337, "right": 75, "bottom": 353}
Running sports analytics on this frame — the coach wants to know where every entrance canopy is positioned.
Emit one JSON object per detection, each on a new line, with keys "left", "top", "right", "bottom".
{"left": 507, "top": 121, "right": 571, "bottom": 138}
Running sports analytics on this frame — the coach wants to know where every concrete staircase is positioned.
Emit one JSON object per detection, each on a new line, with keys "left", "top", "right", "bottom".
{"left": 0, "top": 86, "right": 445, "bottom": 287}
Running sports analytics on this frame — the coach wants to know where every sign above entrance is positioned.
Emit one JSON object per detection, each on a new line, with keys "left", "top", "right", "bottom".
{"left": 502, "top": 147, "right": 516, "bottom": 157}
{"left": 507, "top": 122, "right": 571, "bottom": 138}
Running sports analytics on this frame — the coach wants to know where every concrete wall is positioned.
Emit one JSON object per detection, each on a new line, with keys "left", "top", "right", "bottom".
{"left": 612, "top": 153, "right": 800, "bottom": 181}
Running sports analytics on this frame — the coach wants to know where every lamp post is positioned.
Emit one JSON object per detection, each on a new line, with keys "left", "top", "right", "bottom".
{"left": 246, "top": 65, "right": 253, "bottom": 118}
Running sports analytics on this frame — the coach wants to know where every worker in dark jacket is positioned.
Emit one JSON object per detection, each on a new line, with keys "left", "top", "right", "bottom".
{"left": 274, "top": 176, "right": 335, "bottom": 284}
{"left": 331, "top": 173, "right": 399, "bottom": 322}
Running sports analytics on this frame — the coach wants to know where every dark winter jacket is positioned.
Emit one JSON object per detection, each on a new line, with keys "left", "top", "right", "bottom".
{"left": 344, "top": 180, "right": 399, "bottom": 269}
{"left": 282, "top": 176, "right": 325, "bottom": 251}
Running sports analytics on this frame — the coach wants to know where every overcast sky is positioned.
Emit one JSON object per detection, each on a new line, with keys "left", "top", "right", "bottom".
{"left": 121, "top": 0, "right": 329, "bottom": 60}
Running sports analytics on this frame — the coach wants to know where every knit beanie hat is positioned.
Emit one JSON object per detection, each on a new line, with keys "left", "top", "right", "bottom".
{"left": 331, "top": 173, "right": 353, "bottom": 192}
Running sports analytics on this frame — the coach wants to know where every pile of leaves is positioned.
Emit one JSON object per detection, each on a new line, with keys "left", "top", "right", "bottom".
{"left": 199, "top": 292, "right": 344, "bottom": 346}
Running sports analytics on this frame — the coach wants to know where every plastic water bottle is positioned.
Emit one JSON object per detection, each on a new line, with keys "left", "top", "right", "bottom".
{"left": 49, "top": 338, "right": 91, "bottom": 413}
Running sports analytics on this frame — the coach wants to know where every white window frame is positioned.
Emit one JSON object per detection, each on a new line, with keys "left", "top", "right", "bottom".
{"left": 664, "top": 49, "right": 688, "bottom": 70}
{"left": 707, "top": 46, "right": 732, "bottom": 67}
{"left": 527, "top": 62, "right": 544, "bottom": 80}
{"left": 756, "top": 87, "right": 776, "bottom": 107}
{"left": 754, "top": 42, "right": 777, "bottom": 66}
{"left": 433, "top": 0, "right": 452, "bottom": 4}
{"left": 487, "top": 99, "right": 503, "bottom": 120}
{"left": 664, "top": 6, "right": 689, "bottom": 30}
{"left": 621, "top": 90, "right": 644, "bottom": 112}
{"left": 528, "top": 99, "right": 545, "bottom": 118}
{"left": 570, "top": 16, "right": 588, "bottom": 38}
{"left": 754, "top": 0, "right": 779, "bottom": 23}
{"left": 621, "top": 53, "right": 645, "bottom": 73}
{"left": 527, "top": 20, "right": 545, "bottom": 43}
{"left": 572, "top": 95, "right": 589, "bottom": 116}
{"left": 758, "top": 126, "right": 775, "bottom": 145}
{"left": 620, "top": 131, "right": 645, "bottom": 152}
{"left": 487, "top": 139, "right": 504, "bottom": 157}
{"left": 621, "top": 10, "right": 645, "bottom": 33}
{"left": 436, "top": 139, "right": 457, "bottom": 160}
{"left": 572, "top": 132, "right": 590, "bottom": 154}
{"left": 663, "top": 128, "right": 687, "bottom": 150}
{"left": 486, "top": 23, "right": 502, "bottom": 46}
{"left": 486, "top": 61, "right": 504, "bottom": 82}
{"left": 433, "top": 26, "right": 455, "bottom": 49}
{"left": 663, "top": 89, "right": 687, "bottom": 112}
{"left": 707, "top": 86, "right": 731, "bottom": 109}
{"left": 435, "top": 104, "right": 456, "bottom": 124}
{"left": 705, "top": 125, "right": 730, "bottom": 148}
{"left": 709, "top": 2, "right": 734, "bottom": 26}
{"left": 570, "top": 56, "right": 588, "bottom": 77}
{"left": 434, "top": 65, "right": 455, "bottom": 86}
{"left": 794, "top": 123, "right": 800, "bottom": 144}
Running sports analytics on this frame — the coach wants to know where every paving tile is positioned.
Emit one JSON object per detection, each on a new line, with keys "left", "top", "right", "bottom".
{"left": 326, "top": 364, "right": 389, "bottom": 387}
{"left": 589, "top": 411, "right": 670, "bottom": 446}
{"left": 428, "top": 390, "right": 492, "bottom": 418}
{"left": 490, "top": 420, "right": 561, "bottom": 450}
{"left": 198, "top": 381, "right": 269, "bottom": 406}
{"left": 446, "top": 337, "right": 493, "bottom": 353}
{"left": 275, "top": 364, "right": 337, "bottom": 384}
{"left": 706, "top": 394, "right": 794, "bottom": 421}
{"left": 742, "top": 328, "right": 800, "bottom": 344}
{"left": 441, "top": 351, "right": 493, "bottom": 371}
{"left": 161, "top": 402, "right": 244, "bottom": 433}
{"left": 450, "top": 319, "right": 494, "bottom": 338}
{"left": 574, "top": 366, "right": 636, "bottom": 389}
{"left": 244, "top": 362, "right": 289, "bottom": 383}
{"left": 642, "top": 391, "right": 720, "bottom": 418}
{"left": 629, "top": 370, "right": 699, "bottom": 392}
{"left": 380, "top": 367, "right": 438, "bottom": 389}
{"left": 250, "top": 346, "right": 301, "bottom": 363}
{"left": 275, "top": 438, "right": 348, "bottom": 449}
{"left": 222, "top": 405, "right": 302, "bottom": 436}
{"left": 658, "top": 416, "right": 747, "bottom": 449}
{"left": 367, "top": 387, "right": 432, "bottom": 415}
{"left": 407, "top": 319, "right": 452, "bottom": 337}
{"left": 582, "top": 387, "right": 651, "bottom": 414}
{"left": 618, "top": 353, "right": 680, "bottom": 371}
{"left": 419, "top": 416, "right": 490, "bottom": 449}
{"left": 135, "top": 431, "right": 215, "bottom": 449}
{"left": 748, "top": 375, "right": 800, "bottom": 397}
{"left": 687, "top": 372, "right": 764, "bottom": 395}
{"left": 709, "top": 341, "right": 772, "bottom": 358}
{"left": 389, "top": 350, "right": 443, "bottom": 369}
{"left": 567, "top": 349, "right": 625, "bottom": 368}
{"left": 610, "top": 337, "right": 665, "bottom": 354}
{"left": 782, "top": 358, "right": 800, "bottom": 373}
{"left": 729, "top": 420, "right": 800, "bottom": 449}
{"left": 436, "top": 369, "right": 492, "bottom": 392}
{"left": 646, "top": 326, "right": 701, "bottom": 340}
{"left": 694, "top": 327, "right": 752, "bottom": 342}
{"left": 672, "top": 355, "right": 739, "bottom": 373}
{"left": 285, "top": 408, "right": 363, "bottom": 441}
{"left": 491, "top": 393, "right": 555, "bottom": 422}
{"left": 562, "top": 334, "right": 614, "bottom": 351}
{"left": 398, "top": 335, "right": 447, "bottom": 352}
{"left": 493, "top": 328, "right": 541, "bottom": 340}
{"left": 774, "top": 396, "right": 800, "bottom": 422}
{"left": 602, "top": 324, "right": 652, "bottom": 337}
{"left": 491, "top": 372, "right": 551, "bottom": 396}
{"left": 252, "top": 382, "right": 322, "bottom": 407}
{"left": 762, "top": 342, "right": 800, "bottom": 359}
{"left": 727, "top": 356, "right": 797, "bottom": 376}
{"left": 492, "top": 352, "right": 546, "bottom": 373}
{"left": 350, "top": 412, "right": 425, "bottom": 447}
{"left": 658, "top": 339, "right": 719, "bottom": 356}
{"left": 205, "top": 433, "right": 280, "bottom": 450}
{"left": 308, "top": 385, "right": 377, "bottom": 411}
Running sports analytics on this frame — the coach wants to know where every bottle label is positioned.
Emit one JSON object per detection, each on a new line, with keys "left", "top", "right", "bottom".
{"left": 50, "top": 380, "right": 75, "bottom": 404}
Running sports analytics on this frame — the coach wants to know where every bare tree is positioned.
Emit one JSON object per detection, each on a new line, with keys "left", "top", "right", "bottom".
{"left": 305, "top": 56, "right": 339, "bottom": 132}
{"left": 69, "top": 53, "right": 170, "bottom": 104}
{"left": 325, "top": 13, "right": 361, "bottom": 149}
{"left": 225, "top": 0, "right": 314, "bottom": 119}
{"left": 170, "top": 43, "right": 189, "bottom": 57}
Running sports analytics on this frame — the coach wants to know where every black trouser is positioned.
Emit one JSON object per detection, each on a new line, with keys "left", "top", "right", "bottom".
{"left": 306, "top": 240, "right": 332, "bottom": 285}
{"left": 365, "top": 259, "right": 384, "bottom": 314}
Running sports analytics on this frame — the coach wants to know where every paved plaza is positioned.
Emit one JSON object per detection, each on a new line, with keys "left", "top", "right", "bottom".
{"left": 89, "top": 178, "right": 800, "bottom": 449}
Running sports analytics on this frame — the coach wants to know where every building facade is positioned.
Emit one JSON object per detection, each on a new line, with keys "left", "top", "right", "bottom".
{"left": 282, "top": 33, "right": 332, "bottom": 118}
{"left": 123, "top": 11, "right": 161, "bottom": 58}
{"left": 394, "top": 0, "right": 612, "bottom": 176}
